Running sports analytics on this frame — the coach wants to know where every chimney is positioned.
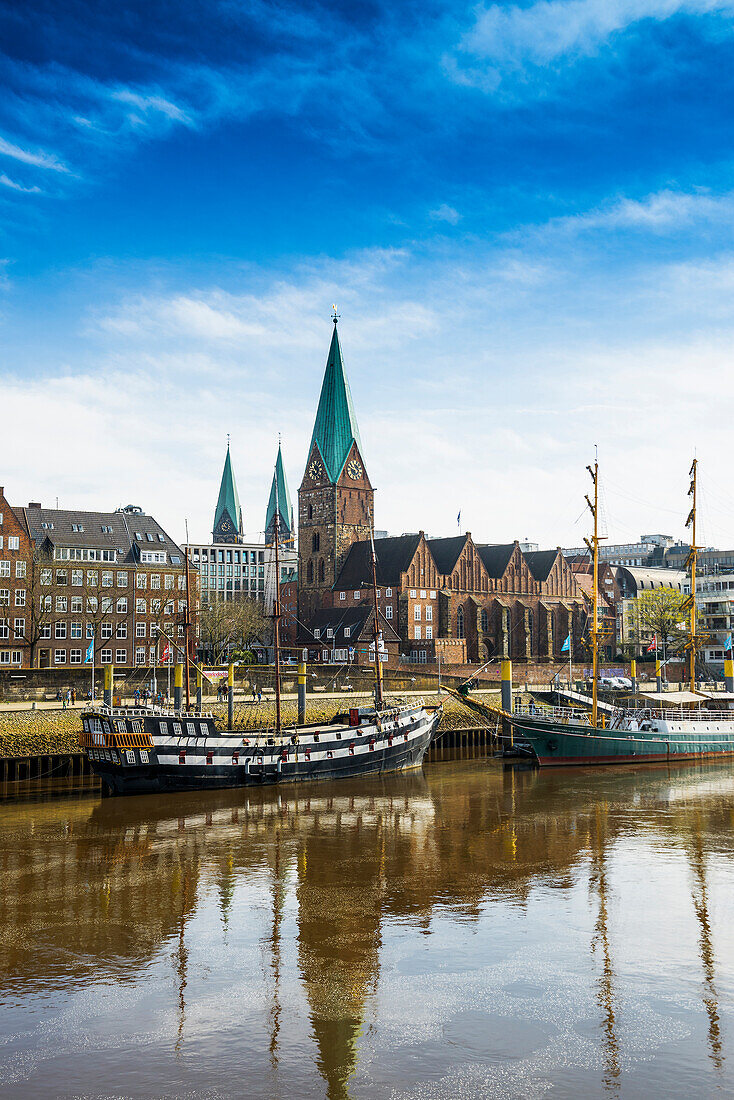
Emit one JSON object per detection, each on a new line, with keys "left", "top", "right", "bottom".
{"left": 29, "top": 502, "right": 41, "bottom": 509}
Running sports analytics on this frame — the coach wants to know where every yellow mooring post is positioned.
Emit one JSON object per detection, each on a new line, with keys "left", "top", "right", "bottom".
{"left": 501, "top": 659, "right": 513, "bottom": 746}
{"left": 228, "top": 663, "right": 234, "bottom": 731}
{"left": 174, "top": 662, "right": 183, "bottom": 711}
{"left": 103, "top": 663, "right": 114, "bottom": 709}
{"left": 298, "top": 661, "right": 307, "bottom": 725}
{"left": 725, "top": 652, "right": 734, "bottom": 695}
{"left": 630, "top": 658, "right": 637, "bottom": 696}
{"left": 655, "top": 658, "right": 662, "bottom": 694}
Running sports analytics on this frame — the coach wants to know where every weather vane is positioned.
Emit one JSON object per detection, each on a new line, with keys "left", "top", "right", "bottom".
{"left": 331, "top": 303, "right": 339, "bottom": 324}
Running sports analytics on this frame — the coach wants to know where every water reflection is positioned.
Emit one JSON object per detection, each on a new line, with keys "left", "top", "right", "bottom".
{"left": 0, "top": 761, "right": 733, "bottom": 1097}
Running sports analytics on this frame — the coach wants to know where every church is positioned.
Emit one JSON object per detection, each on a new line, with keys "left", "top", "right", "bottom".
{"left": 297, "top": 317, "right": 589, "bottom": 667}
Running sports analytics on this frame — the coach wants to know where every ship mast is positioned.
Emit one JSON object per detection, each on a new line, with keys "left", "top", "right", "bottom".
{"left": 183, "top": 545, "right": 192, "bottom": 711}
{"left": 368, "top": 514, "right": 384, "bottom": 710}
{"left": 272, "top": 458, "right": 282, "bottom": 737}
{"left": 584, "top": 454, "right": 603, "bottom": 728}
{"left": 686, "top": 458, "right": 698, "bottom": 694}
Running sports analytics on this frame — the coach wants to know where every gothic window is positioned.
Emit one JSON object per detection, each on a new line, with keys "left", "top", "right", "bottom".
{"left": 318, "top": 559, "right": 325, "bottom": 583}
{"left": 457, "top": 606, "right": 465, "bottom": 639}
{"left": 480, "top": 608, "right": 489, "bottom": 632}
{"left": 527, "top": 610, "right": 534, "bottom": 654}
{"left": 308, "top": 504, "right": 313, "bottom": 520}
{"left": 307, "top": 560, "right": 314, "bottom": 584}
{"left": 312, "top": 533, "right": 320, "bottom": 552}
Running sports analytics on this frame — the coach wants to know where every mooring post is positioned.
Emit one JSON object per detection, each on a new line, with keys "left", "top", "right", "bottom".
{"left": 174, "top": 662, "right": 183, "bottom": 710}
{"left": 630, "top": 658, "right": 637, "bottom": 696}
{"left": 726, "top": 649, "right": 734, "bottom": 695}
{"left": 656, "top": 658, "right": 662, "bottom": 694}
{"left": 196, "top": 667, "right": 203, "bottom": 712}
{"left": 103, "top": 664, "right": 114, "bottom": 709}
{"left": 298, "top": 661, "right": 307, "bottom": 726}
{"left": 501, "top": 659, "right": 513, "bottom": 747}
{"left": 228, "top": 663, "right": 234, "bottom": 731}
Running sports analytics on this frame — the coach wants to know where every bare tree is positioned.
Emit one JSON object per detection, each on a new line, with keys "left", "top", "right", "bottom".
{"left": 199, "top": 596, "right": 266, "bottom": 664}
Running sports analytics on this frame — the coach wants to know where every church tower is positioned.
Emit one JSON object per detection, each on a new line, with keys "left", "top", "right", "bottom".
{"left": 298, "top": 314, "right": 374, "bottom": 623}
{"left": 212, "top": 443, "right": 243, "bottom": 543}
{"left": 265, "top": 441, "right": 294, "bottom": 544}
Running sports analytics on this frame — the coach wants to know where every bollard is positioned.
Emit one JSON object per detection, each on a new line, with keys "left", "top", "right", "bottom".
{"left": 656, "top": 658, "right": 662, "bottom": 694}
{"left": 726, "top": 652, "right": 734, "bottom": 695}
{"left": 196, "top": 668, "right": 203, "bottom": 712}
{"left": 228, "top": 663, "right": 234, "bottom": 730}
{"left": 501, "top": 659, "right": 513, "bottom": 747}
{"left": 298, "top": 662, "right": 307, "bottom": 726}
{"left": 103, "top": 664, "right": 114, "bottom": 709}
{"left": 630, "top": 658, "right": 637, "bottom": 696}
{"left": 174, "top": 663, "right": 183, "bottom": 711}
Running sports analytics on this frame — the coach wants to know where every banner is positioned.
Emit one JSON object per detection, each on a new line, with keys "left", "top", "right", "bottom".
{"left": 202, "top": 668, "right": 229, "bottom": 685}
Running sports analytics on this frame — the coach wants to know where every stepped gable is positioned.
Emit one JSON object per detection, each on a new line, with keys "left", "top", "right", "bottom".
{"left": 475, "top": 543, "right": 516, "bottom": 578}
{"left": 523, "top": 549, "right": 559, "bottom": 583}
{"left": 426, "top": 535, "right": 467, "bottom": 577}
{"left": 213, "top": 443, "right": 243, "bottom": 542}
{"left": 308, "top": 320, "right": 363, "bottom": 483}
{"left": 334, "top": 534, "right": 422, "bottom": 591}
{"left": 265, "top": 442, "right": 294, "bottom": 542}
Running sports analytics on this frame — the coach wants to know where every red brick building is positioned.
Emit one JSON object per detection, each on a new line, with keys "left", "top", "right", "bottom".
{"left": 0, "top": 492, "right": 198, "bottom": 671}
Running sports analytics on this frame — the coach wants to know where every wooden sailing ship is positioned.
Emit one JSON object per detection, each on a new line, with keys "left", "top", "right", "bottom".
{"left": 79, "top": 456, "right": 441, "bottom": 796}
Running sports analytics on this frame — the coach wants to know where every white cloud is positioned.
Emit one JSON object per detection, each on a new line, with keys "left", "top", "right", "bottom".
{"left": 450, "top": 0, "right": 734, "bottom": 88}
{"left": 430, "top": 204, "right": 461, "bottom": 225}
{"left": 0, "top": 174, "right": 41, "bottom": 194}
{"left": 0, "top": 134, "right": 69, "bottom": 173}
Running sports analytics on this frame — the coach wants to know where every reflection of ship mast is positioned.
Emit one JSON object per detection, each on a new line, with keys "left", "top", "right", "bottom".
{"left": 589, "top": 805, "right": 620, "bottom": 1094}
{"left": 268, "top": 833, "right": 286, "bottom": 1091}
{"left": 174, "top": 866, "right": 193, "bottom": 1056}
{"left": 688, "top": 816, "right": 723, "bottom": 1071}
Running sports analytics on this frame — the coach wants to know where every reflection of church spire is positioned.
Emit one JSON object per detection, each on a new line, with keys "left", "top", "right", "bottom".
{"left": 173, "top": 866, "right": 194, "bottom": 1056}
{"left": 589, "top": 806, "right": 620, "bottom": 1094}
{"left": 218, "top": 851, "right": 235, "bottom": 938}
{"left": 689, "top": 816, "right": 723, "bottom": 1071}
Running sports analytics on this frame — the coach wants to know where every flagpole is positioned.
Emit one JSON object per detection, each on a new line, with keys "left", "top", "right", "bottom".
{"left": 91, "top": 631, "right": 94, "bottom": 702}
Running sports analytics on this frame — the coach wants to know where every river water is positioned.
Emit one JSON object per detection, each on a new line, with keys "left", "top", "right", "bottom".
{"left": 1, "top": 756, "right": 733, "bottom": 1099}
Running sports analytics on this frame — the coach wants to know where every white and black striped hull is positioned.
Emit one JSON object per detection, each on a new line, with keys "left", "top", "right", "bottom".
{"left": 81, "top": 706, "right": 441, "bottom": 796}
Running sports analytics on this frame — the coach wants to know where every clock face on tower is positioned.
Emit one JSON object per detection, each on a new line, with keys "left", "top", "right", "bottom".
{"left": 347, "top": 459, "right": 363, "bottom": 480}
{"left": 308, "top": 459, "right": 323, "bottom": 480}
{"left": 220, "top": 518, "right": 232, "bottom": 532}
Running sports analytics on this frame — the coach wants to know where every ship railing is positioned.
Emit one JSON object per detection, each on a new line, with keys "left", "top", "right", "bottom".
{"left": 512, "top": 702, "right": 597, "bottom": 724}
{"left": 86, "top": 704, "right": 216, "bottom": 720}
{"left": 622, "top": 706, "right": 734, "bottom": 722}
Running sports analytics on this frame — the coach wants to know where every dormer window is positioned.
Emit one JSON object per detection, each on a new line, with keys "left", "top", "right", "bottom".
{"left": 314, "top": 628, "right": 321, "bottom": 639}
{"left": 135, "top": 532, "right": 142, "bottom": 541}
{"left": 344, "top": 627, "right": 351, "bottom": 638}
{"left": 326, "top": 628, "right": 333, "bottom": 638}
{"left": 101, "top": 524, "right": 113, "bottom": 534}
{"left": 71, "top": 523, "right": 84, "bottom": 533}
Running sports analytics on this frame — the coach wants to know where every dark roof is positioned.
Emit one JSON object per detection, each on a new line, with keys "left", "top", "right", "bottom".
{"left": 334, "top": 534, "right": 421, "bottom": 590}
{"left": 305, "top": 605, "right": 400, "bottom": 645}
{"left": 19, "top": 505, "right": 184, "bottom": 565}
{"left": 426, "top": 535, "right": 467, "bottom": 575}
{"left": 476, "top": 543, "right": 515, "bottom": 578}
{"left": 523, "top": 550, "right": 559, "bottom": 582}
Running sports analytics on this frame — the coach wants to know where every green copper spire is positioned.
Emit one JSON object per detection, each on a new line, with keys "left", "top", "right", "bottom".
{"left": 213, "top": 442, "right": 243, "bottom": 542}
{"left": 309, "top": 317, "right": 363, "bottom": 483}
{"left": 265, "top": 442, "right": 294, "bottom": 542}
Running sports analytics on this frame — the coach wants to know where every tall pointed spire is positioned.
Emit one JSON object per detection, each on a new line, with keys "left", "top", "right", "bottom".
{"left": 265, "top": 442, "right": 294, "bottom": 544}
{"left": 213, "top": 441, "right": 243, "bottom": 543}
{"left": 309, "top": 315, "right": 363, "bottom": 483}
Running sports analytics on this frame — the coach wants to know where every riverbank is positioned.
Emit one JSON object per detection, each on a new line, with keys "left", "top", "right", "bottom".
{"left": 0, "top": 690, "right": 501, "bottom": 758}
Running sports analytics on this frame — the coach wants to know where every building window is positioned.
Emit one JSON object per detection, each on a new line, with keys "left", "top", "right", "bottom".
{"left": 430, "top": 590, "right": 436, "bottom": 599}
{"left": 137, "top": 574, "right": 147, "bottom": 589}
{"left": 414, "top": 625, "right": 422, "bottom": 639}
{"left": 457, "top": 607, "right": 465, "bottom": 639}
{"left": 71, "top": 569, "right": 83, "bottom": 586}
{"left": 13, "top": 618, "right": 25, "bottom": 638}
{"left": 414, "top": 606, "right": 421, "bottom": 621}
{"left": 420, "top": 589, "right": 427, "bottom": 598}
{"left": 116, "top": 597, "right": 127, "bottom": 613}
{"left": 339, "top": 591, "right": 346, "bottom": 600}
{"left": 55, "top": 622, "right": 67, "bottom": 639}
{"left": 101, "top": 649, "right": 112, "bottom": 664}
{"left": 115, "top": 649, "right": 127, "bottom": 664}
{"left": 426, "top": 606, "right": 433, "bottom": 622}
{"left": 410, "top": 589, "right": 417, "bottom": 598}
{"left": 117, "top": 572, "right": 128, "bottom": 587}
{"left": 151, "top": 574, "right": 160, "bottom": 589}
{"left": 307, "top": 560, "right": 314, "bottom": 583}
{"left": 385, "top": 605, "right": 393, "bottom": 619}
{"left": 41, "top": 569, "right": 52, "bottom": 585}
{"left": 40, "top": 624, "right": 51, "bottom": 639}
{"left": 136, "top": 623, "right": 146, "bottom": 637}
{"left": 102, "top": 571, "right": 113, "bottom": 587}
{"left": 70, "top": 596, "right": 82, "bottom": 613}
{"left": 326, "top": 628, "right": 333, "bottom": 638}
{"left": 386, "top": 587, "right": 392, "bottom": 597}
{"left": 8, "top": 536, "right": 19, "bottom": 550}
{"left": 15, "top": 561, "right": 26, "bottom": 578}
{"left": 136, "top": 598, "right": 146, "bottom": 613}
{"left": 0, "top": 620, "right": 7, "bottom": 639}
{"left": 0, "top": 590, "right": 8, "bottom": 607}
{"left": 70, "top": 621, "right": 82, "bottom": 638}
{"left": 425, "top": 625, "right": 433, "bottom": 639}
{"left": 354, "top": 591, "right": 361, "bottom": 600}
{"left": 70, "top": 649, "right": 82, "bottom": 664}
{"left": 480, "top": 608, "right": 488, "bottom": 632}
{"left": 116, "top": 622, "right": 127, "bottom": 639}
{"left": 55, "top": 595, "right": 67, "bottom": 613}
{"left": 101, "top": 622, "right": 113, "bottom": 639}
{"left": 318, "top": 559, "right": 325, "bottom": 583}
{"left": 344, "top": 627, "right": 350, "bottom": 638}
{"left": 15, "top": 590, "right": 25, "bottom": 607}
{"left": 56, "top": 570, "right": 67, "bottom": 585}
{"left": 54, "top": 650, "right": 66, "bottom": 664}
{"left": 87, "top": 570, "right": 98, "bottom": 586}
{"left": 312, "top": 533, "right": 320, "bottom": 552}
{"left": 314, "top": 628, "right": 321, "bottom": 639}
{"left": 136, "top": 647, "right": 146, "bottom": 665}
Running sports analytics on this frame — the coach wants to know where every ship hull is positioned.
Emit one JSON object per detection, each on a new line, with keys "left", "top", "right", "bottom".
{"left": 81, "top": 706, "right": 440, "bottom": 795}
{"left": 512, "top": 715, "right": 734, "bottom": 767}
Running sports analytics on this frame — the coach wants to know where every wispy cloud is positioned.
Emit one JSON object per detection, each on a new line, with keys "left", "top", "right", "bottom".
{"left": 430, "top": 203, "right": 461, "bottom": 225}
{"left": 0, "top": 134, "right": 68, "bottom": 173}
{"left": 0, "top": 173, "right": 41, "bottom": 194}
{"left": 448, "top": 0, "right": 734, "bottom": 90}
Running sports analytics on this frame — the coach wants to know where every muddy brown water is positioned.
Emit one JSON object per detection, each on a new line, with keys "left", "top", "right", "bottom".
{"left": 0, "top": 755, "right": 733, "bottom": 1098}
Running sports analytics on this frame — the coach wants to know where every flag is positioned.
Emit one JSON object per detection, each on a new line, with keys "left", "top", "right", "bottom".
{"left": 84, "top": 640, "right": 94, "bottom": 663}
{"left": 160, "top": 642, "right": 170, "bottom": 662}
{"left": 457, "top": 511, "right": 461, "bottom": 529}
{"left": 560, "top": 633, "right": 570, "bottom": 653}
{"left": 646, "top": 635, "right": 657, "bottom": 654}
{"left": 725, "top": 633, "right": 733, "bottom": 653}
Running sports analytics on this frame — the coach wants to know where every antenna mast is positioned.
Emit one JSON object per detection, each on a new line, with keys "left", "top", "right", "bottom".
{"left": 686, "top": 459, "right": 698, "bottom": 694}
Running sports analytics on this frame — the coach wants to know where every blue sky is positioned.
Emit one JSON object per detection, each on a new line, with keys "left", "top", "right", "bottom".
{"left": 3, "top": 0, "right": 734, "bottom": 548}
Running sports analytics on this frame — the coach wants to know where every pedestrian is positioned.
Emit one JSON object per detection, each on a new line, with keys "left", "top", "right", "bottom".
{"left": 56, "top": 689, "right": 62, "bottom": 702}
{"left": 71, "top": 688, "right": 76, "bottom": 705}
{"left": 62, "top": 695, "right": 67, "bottom": 710}
{"left": 252, "top": 685, "right": 257, "bottom": 702}
{"left": 257, "top": 686, "right": 262, "bottom": 704}
{"left": 134, "top": 689, "right": 140, "bottom": 705}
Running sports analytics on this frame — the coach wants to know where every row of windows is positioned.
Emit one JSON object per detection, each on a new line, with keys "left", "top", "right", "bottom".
{"left": 200, "top": 564, "right": 265, "bottom": 578}
{"left": 54, "top": 649, "right": 128, "bottom": 665}
{"left": 192, "top": 548, "right": 265, "bottom": 564}
{"left": 0, "top": 536, "right": 21, "bottom": 551}
{"left": 0, "top": 590, "right": 25, "bottom": 607}
{"left": 0, "top": 650, "right": 22, "bottom": 665}
{"left": 54, "top": 547, "right": 117, "bottom": 562}
{"left": 413, "top": 605, "right": 433, "bottom": 621}
{"left": 338, "top": 588, "right": 394, "bottom": 600}
{"left": 0, "top": 560, "right": 25, "bottom": 578}
{"left": 413, "top": 626, "right": 433, "bottom": 639}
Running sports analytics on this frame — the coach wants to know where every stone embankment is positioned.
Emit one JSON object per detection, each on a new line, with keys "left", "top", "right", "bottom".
{"left": 0, "top": 691, "right": 501, "bottom": 759}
